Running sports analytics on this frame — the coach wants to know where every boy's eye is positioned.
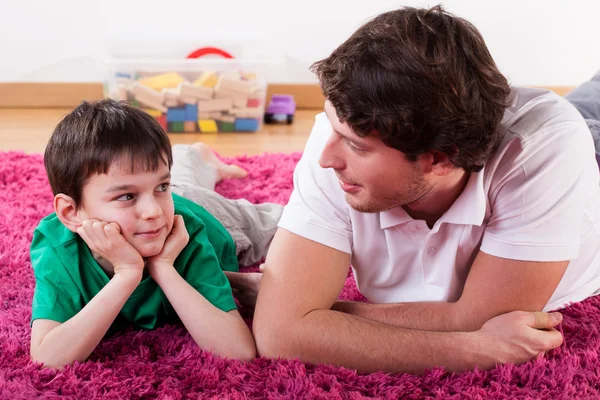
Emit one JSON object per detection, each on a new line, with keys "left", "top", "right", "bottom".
{"left": 156, "top": 183, "right": 170, "bottom": 192}
{"left": 115, "top": 193, "right": 134, "bottom": 201}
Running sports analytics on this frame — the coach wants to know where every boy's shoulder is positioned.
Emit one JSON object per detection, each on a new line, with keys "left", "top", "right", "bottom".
{"left": 33, "top": 212, "right": 77, "bottom": 249}
{"left": 172, "top": 192, "right": 220, "bottom": 231}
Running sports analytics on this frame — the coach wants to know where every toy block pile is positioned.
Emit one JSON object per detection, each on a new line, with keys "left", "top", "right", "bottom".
{"left": 110, "top": 70, "right": 265, "bottom": 133}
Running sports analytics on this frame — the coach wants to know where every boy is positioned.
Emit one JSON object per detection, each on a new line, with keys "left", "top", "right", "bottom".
{"left": 30, "top": 99, "right": 281, "bottom": 368}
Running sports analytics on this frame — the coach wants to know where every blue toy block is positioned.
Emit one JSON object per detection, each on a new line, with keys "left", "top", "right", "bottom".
{"left": 167, "top": 107, "right": 186, "bottom": 122}
{"left": 234, "top": 118, "right": 259, "bottom": 132}
{"left": 184, "top": 104, "right": 198, "bottom": 121}
{"left": 115, "top": 72, "right": 132, "bottom": 79}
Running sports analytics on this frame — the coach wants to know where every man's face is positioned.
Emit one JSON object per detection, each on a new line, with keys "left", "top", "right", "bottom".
{"left": 319, "top": 101, "right": 433, "bottom": 213}
{"left": 77, "top": 155, "right": 175, "bottom": 258}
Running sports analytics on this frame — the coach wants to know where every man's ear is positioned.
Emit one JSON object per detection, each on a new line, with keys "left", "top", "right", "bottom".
{"left": 54, "top": 194, "right": 83, "bottom": 233}
{"left": 428, "top": 151, "right": 456, "bottom": 176}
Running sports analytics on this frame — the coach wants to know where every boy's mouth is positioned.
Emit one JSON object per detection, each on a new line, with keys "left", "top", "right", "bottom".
{"left": 135, "top": 227, "right": 164, "bottom": 239}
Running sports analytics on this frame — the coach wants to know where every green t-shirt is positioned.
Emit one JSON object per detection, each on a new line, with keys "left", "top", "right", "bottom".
{"left": 30, "top": 193, "right": 239, "bottom": 333}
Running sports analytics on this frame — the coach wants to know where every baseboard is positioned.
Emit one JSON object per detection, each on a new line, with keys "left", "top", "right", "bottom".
{"left": 0, "top": 82, "right": 573, "bottom": 109}
{"left": 0, "top": 83, "right": 326, "bottom": 109}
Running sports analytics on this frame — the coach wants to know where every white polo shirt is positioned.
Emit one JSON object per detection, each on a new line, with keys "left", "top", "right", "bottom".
{"left": 278, "top": 86, "right": 600, "bottom": 311}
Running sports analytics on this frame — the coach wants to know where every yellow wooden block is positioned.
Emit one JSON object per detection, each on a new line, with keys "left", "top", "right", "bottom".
{"left": 143, "top": 109, "right": 162, "bottom": 117}
{"left": 193, "top": 71, "right": 218, "bottom": 88}
{"left": 138, "top": 72, "right": 184, "bottom": 91}
{"left": 198, "top": 119, "right": 218, "bottom": 133}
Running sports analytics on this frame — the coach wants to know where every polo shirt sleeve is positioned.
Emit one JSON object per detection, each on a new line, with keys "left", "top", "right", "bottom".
{"left": 30, "top": 232, "right": 82, "bottom": 324}
{"left": 277, "top": 113, "right": 353, "bottom": 254}
{"left": 480, "top": 116, "right": 598, "bottom": 261}
{"left": 175, "top": 219, "right": 238, "bottom": 313}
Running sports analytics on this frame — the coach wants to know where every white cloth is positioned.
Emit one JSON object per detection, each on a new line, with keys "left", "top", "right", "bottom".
{"left": 278, "top": 86, "right": 600, "bottom": 311}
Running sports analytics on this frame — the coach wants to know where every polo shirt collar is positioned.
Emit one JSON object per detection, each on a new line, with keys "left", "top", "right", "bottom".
{"left": 379, "top": 168, "right": 487, "bottom": 229}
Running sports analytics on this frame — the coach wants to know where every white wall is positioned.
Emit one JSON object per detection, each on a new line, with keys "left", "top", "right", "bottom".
{"left": 1, "top": 0, "right": 599, "bottom": 86}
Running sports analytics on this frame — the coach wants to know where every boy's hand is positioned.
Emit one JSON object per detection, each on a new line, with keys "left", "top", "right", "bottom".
{"left": 77, "top": 219, "right": 144, "bottom": 278}
{"left": 148, "top": 215, "right": 189, "bottom": 275}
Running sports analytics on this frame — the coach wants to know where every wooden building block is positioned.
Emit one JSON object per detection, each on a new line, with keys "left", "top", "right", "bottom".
{"left": 215, "top": 77, "right": 253, "bottom": 95}
{"left": 177, "top": 82, "right": 212, "bottom": 100}
{"left": 198, "top": 119, "right": 218, "bottom": 133}
{"left": 193, "top": 71, "right": 218, "bottom": 88}
{"left": 156, "top": 114, "right": 167, "bottom": 131}
{"left": 138, "top": 72, "right": 184, "bottom": 91}
{"left": 214, "top": 90, "right": 247, "bottom": 108}
{"left": 217, "top": 120, "right": 235, "bottom": 132}
{"left": 144, "top": 109, "right": 162, "bottom": 117}
{"left": 184, "top": 121, "right": 197, "bottom": 132}
{"left": 168, "top": 121, "right": 185, "bottom": 133}
{"left": 135, "top": 94, "right": 167, "bottom": 113}
{"left": 197, "top": 98, "right": 233, "bottom": 113}
{"left": 247, "top": 97, "right": 261, "bottom": 108}
{"left": 230, "top": 107, "right": 263, "bottom": 119}
{"left": 179, "top": 95, "right": 197, "bottom": 105}
{"left": 130, "top": 82, "right": 163, "bottom": 103}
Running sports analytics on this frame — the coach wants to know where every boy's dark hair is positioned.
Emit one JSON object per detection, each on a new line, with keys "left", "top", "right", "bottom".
{"left": 44, "top": 99, "right": 173, "bottom": 205}
{"left": 310, "top": 5, "right": 511, "bottom": 172}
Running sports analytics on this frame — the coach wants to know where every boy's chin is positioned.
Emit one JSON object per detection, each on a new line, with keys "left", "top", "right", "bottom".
{"left": 136, "top": 242, "right": 166, "bottom": 258}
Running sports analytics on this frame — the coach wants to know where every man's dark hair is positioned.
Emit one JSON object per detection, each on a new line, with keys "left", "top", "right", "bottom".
{"left": 44, "top": 99, "right": 173, "bottom": 205}
{"left": 311, "top": 5, "right": 511, "bottom": 172}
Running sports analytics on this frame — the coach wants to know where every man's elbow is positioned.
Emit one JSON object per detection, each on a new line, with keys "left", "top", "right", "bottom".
{"left": 253, "top": 319, "right": 296, "bottom": 359}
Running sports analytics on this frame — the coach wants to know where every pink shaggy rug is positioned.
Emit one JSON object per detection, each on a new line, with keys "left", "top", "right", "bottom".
{"left": 1, "top": 151, "right": 600, "bottom": 399}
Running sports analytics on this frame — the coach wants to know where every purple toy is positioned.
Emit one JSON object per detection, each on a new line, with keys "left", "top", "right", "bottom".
{"left": 264, "top": 94, "right": 296, "bottom": 124}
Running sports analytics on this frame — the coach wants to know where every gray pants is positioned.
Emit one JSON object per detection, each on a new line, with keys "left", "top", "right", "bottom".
{"left": 170, "top": 144, "right": 283, "bottom": 267}
{"left": 565, "top": 70, "right": 600, "bottom": 164}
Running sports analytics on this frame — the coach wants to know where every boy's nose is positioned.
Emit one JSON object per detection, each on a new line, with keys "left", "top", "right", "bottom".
{"left": 141, "top": 198, "right": 163, "bottom": 220}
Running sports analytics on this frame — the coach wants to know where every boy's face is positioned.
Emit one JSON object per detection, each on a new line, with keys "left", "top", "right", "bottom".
{"left": 76, "top": 155, "right": 175, "bottom": 258}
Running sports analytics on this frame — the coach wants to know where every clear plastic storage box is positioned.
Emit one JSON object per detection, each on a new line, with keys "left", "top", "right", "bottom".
{"left": 102, "top": 46, "right": 272, "bottom": 133}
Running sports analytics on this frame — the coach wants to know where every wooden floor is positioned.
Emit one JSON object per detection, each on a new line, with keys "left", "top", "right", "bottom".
{"left": 0, "top": 108, "right": 321, "bottom": 156}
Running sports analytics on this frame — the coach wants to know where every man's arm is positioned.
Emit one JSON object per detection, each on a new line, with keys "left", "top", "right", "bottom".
{"left": 30, "top": 271, "right": 141, "bottom": 369}
{"left": 253, "top": 229, "right": 563, "bottom": 374}
{"left": 332, "top": 251, "right": 568, "bottom": 331}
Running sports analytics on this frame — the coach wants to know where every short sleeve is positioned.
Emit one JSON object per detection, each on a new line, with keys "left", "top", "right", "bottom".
{"left": 481, "top": 117, "right": 598, "bottom": 261}
{"left": 277, "top": 113, "right": 353, "bottom": 254}
{"left": 30, "top": 236, "right": 82, "bottom": 324}
{"left": 175, "top": 220, "right": 238, "bottom": 313}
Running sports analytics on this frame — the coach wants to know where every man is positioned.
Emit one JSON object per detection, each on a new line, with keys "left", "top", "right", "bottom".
{"left": 248, "top": 6, "right": 600, "bottom": 374}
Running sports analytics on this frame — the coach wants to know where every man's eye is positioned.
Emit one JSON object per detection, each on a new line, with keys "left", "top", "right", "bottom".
{"left": 347, "top": 141, "right": 364, "bottom": 153}
{"left": 157, "top": 183, "right": 170, "bottom": 192}
{"left": 116, "top": 194, "right": 134, "bottom": 201}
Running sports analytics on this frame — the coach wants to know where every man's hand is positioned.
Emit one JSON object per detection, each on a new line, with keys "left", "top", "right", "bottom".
{"left": 147, "top": 215, "right": 189, "bottom": 275}
{"left": 225, "top": 264, "right": 265, "bottom": 309}
{"left": 77, "top": 219, "right": 144, "bottom": 277}
{"left": 475, "top": 310, "right": 564, "bottom": 368}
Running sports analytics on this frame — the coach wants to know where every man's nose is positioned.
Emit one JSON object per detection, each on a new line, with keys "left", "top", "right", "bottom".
{"left": 318, "top": 134, "right": 345, "bottom": 170}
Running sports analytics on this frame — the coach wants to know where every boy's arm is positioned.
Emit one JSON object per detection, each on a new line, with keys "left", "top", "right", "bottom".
{"left": 151, "top": 266, "right": 256, "bottom": 360}
{"left": 149, "top": 215, "right": 256, "bottom": 361}
{"left": 31, "top": 220, "right": 145, "bottom": 369}
{"left": 30, "top": 271, "right": 141, "bottom": 369}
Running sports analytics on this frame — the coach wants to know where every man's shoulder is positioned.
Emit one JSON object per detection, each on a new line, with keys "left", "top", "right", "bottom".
{"left": 501, "top": 86, "right": 587, "bottom": 143}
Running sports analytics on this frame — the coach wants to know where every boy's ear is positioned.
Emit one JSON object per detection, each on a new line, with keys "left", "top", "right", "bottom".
{"left": 54, "top": 194, "right": 83, "bottom": 233}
